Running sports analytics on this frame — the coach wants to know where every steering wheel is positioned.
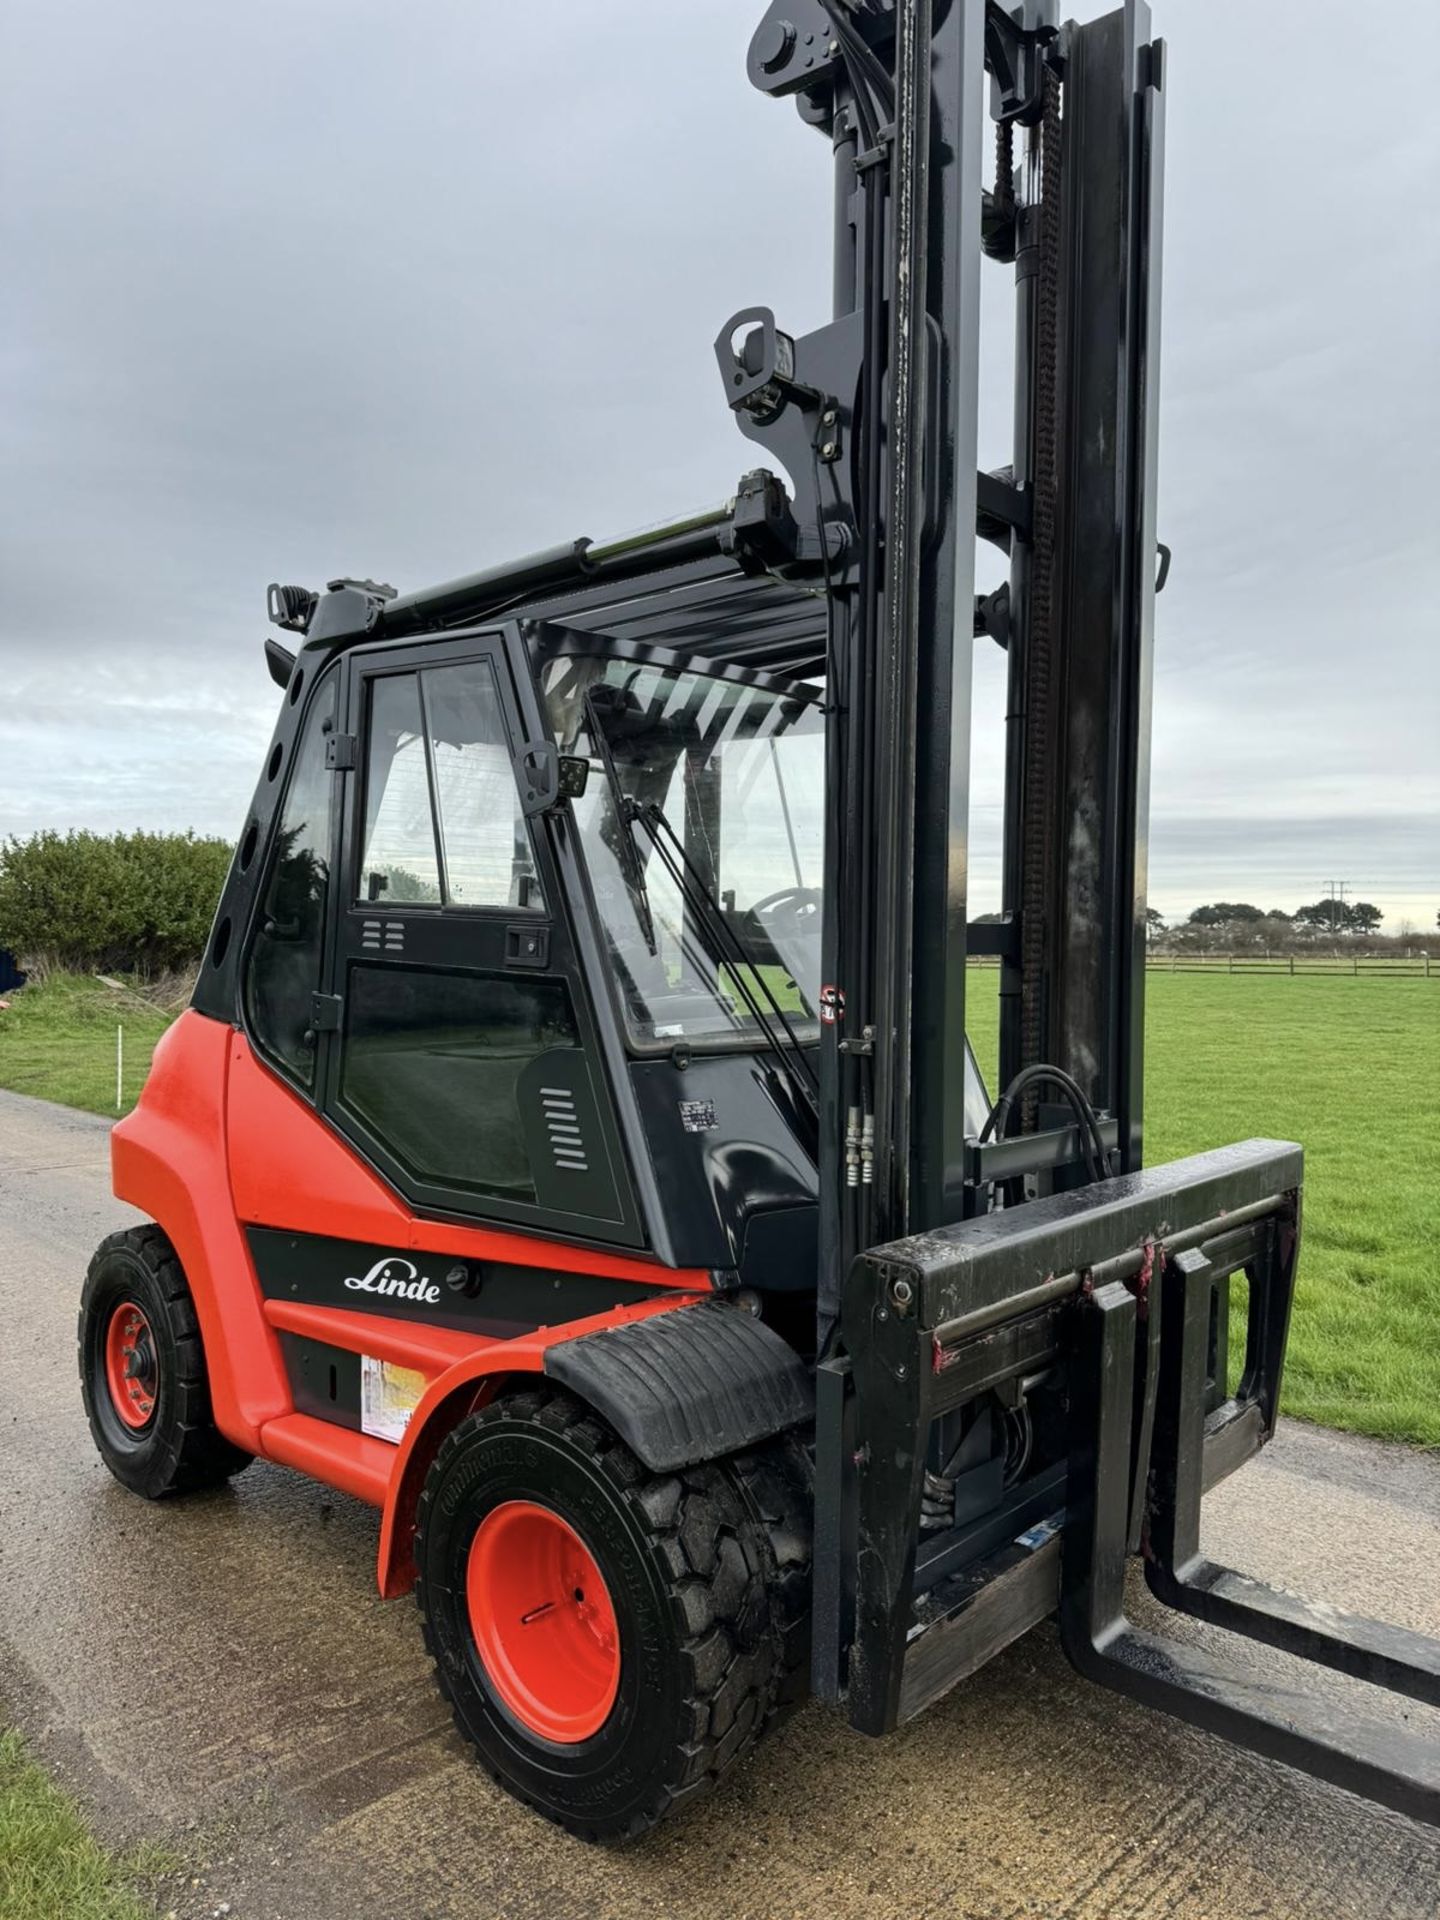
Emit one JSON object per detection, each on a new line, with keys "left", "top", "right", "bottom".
{"left": 746, "top": 886, "right": 823, "bottom": 935}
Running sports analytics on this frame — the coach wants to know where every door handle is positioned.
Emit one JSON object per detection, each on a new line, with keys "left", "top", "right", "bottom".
{"left": 504, "top": 926, "right": 550, "bottom": 969}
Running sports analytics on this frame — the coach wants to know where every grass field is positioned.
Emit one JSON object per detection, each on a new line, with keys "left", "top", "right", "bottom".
{"left": 0, "top": 1730, "right": 172, "bottom": 1920}
{"left": 0, "top": 972, "right": 173, "bottom": 1115}
{"left": 966, "top": 970, "right": 1440, "bottom": 1448}
{"left": 1, "top": 968, "right": 1436, "bottom": 1445}
{"left": 1150, "top": 975, "right": 1438, "bottom": 1446}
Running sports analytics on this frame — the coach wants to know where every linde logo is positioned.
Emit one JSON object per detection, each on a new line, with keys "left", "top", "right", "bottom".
{"left": 344, "top": 1257, "right": 441, "bottom": 1305}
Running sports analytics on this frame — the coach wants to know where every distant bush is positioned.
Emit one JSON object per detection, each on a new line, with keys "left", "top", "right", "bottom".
{"left": 0, "top": 831, "right": 233, "bottom": 974}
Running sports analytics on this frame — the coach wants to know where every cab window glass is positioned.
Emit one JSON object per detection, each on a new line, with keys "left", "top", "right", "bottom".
{"left": 425, "top": 660, "right": 544, "bottom": 911}
{"left": 538, "top": 651, "right": 823, "bottom": 1045}
{"left": 245, "top": 672, "right": 337, "bottom": 1088}
{"left": 358, "top": 674, "right": 443, "bottom": 905}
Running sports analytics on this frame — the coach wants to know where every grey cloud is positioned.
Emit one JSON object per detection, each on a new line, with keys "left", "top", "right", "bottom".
{"left": 1, "top": 0, "right": 1435, "bottom": 928}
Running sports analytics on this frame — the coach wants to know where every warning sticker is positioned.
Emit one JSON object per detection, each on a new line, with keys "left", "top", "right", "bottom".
{"left": 1014, "top": 1514, "right": 1062, "bottom": 1553}
{"left": 679, "top": 1098, "right": 718, "bottom": 1134}
{"left": 360, "top": 1356, "right": 427, "bottom": 1445}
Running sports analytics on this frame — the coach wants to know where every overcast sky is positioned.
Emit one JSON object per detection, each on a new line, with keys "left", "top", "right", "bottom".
{"left": 2, "top": 0, "right": 1436, "bottom": 931}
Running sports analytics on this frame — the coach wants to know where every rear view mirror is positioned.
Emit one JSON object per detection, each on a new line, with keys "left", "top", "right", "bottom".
{"left": 516, "top": 739, "right": 588, "bottom": 816}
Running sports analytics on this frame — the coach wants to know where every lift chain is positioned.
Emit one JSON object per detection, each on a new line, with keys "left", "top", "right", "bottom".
{"left": 1018, "top": 62, "right": 1064, "bottom": 1120}
{"left": 994, "top": 116, "right": 1015, "bottom": 222}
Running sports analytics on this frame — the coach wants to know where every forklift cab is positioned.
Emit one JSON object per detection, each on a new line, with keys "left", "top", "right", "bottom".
{"left": 240, "top": 611, "right": 996, "bottom": 1305}
{"left": 239, "top": 614, "right": 991, "bottom": 1306}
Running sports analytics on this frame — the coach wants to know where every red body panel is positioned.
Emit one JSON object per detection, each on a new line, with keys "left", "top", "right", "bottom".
{"left": 262, "top": 1298, "right": 485, "bottom": 1374}
{"left": 112, "top": 1014, "right": 287, "bottom": 1451}
{"left": 225, "top": 1034, "right": 704, "bottom": 1285}
{"left": 262, "top": 1413, "right": 395, "bottom": 1505}
{"left": 112, "top": 1012, "right": 708, "bottom": 1591}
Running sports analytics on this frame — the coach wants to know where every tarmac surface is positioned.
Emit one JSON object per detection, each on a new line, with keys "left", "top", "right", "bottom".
{"left": 1, "top": 1084, "right": 1437, "bottom": 1920}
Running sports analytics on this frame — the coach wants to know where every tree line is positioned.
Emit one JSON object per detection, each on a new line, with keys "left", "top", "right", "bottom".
{"left": 0, "top": 830, "right": 232, "bottom": 975}
{"left": 1, "top": 829, "right": 1435, "bottom": 974}
{"left": 1147, "top": 900, "right": 1439, "bottom": 954}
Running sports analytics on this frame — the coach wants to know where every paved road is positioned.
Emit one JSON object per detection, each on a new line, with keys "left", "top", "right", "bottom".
{"left": 1, "top": 1086, "right": 1437, "bottom": 1920}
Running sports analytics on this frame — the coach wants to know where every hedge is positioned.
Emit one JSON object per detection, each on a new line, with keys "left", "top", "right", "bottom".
{"left": 0, "top": 830, "right": 233, "bottom": 974}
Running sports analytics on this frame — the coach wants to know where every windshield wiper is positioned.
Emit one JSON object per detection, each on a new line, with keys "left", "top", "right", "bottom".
{"left": 580, "top": 692, "right": 817, "bottom": 1127}
{"left": 630, "top": 800, "right": 819, "bottom": 1121}
{"left": 583, "top": 689, "right": 658, "bottom": 957}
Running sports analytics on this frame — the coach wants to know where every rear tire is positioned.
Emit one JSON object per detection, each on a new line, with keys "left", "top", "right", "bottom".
{"left": 414, "top": 1387, "right": 789, "bottom": 1841}
{"left": 79, "top": 1225, "right": 252, "bottom": 1499}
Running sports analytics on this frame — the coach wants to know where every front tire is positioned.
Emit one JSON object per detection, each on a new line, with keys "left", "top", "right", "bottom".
{"left": 414, "top": 1388, "right": 787, "bottom": 1841}
{"left": 79, "top": 1225, "right": 252, "bottom": 1499}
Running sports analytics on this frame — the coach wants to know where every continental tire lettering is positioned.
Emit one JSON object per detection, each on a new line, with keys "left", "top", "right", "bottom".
{"left": 565, "top": 1766, "right": 639, "bottom": 1807}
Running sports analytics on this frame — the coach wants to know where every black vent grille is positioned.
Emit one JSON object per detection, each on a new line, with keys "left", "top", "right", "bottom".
{"left": 541, "top": 1086, "right": 588, "bottom": 1172}
{"left": 361, "top": 920, "right": 405, "bottom": 953}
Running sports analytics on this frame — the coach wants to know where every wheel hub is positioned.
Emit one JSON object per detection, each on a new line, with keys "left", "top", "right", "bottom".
{"left": 103, "top": 1302, "right": 158, "bottom": 1430}
{"left": 465, "top": 1499, "right": 620, "bottom": 1744}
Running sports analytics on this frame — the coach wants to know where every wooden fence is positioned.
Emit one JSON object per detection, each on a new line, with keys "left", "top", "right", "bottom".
{"left": 966, "top": 952, "right": 1434, "bottom": 977}
{"left": 1145, "top": 953, "right": 1433, "bottom": 977}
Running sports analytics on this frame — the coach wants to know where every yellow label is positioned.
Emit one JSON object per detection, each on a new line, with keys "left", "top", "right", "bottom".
{"left": 360, "top": 1356, "right": 427, "bottom": 1444}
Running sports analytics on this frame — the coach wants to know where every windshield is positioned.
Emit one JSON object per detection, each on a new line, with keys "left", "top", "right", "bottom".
{"left": 540, "top": 649, "right": 824, "bottom": 1047}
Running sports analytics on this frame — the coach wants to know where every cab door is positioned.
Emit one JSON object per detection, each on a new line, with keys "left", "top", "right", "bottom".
{"left": 318, "top": 632, "right": 640, "bottom": 1246}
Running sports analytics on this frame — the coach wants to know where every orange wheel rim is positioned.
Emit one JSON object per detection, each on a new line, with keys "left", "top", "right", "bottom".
{"left": 466, "top": 1500, "right": 621, "bottom": 1743}
{"left": 103, "top": 1300, "right": 158, "bottom": 1431}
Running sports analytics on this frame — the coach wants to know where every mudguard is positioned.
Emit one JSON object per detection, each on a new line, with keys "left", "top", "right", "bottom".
{"left": 543, "top": 1298, "right": 814, "bottom": 1471}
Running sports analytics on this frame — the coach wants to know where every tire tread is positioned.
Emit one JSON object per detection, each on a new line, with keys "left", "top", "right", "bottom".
{"left": 414, "top": 1387, "right": 798, "bottom": 1841}
{"left": 79, "top": 1225, "right": 251, "bottom": 1498}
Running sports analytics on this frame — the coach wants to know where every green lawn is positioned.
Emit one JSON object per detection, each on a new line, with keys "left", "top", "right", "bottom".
{"left": 0, "top": 1730, "right": 172, "bottom": 1920}
{"left": 1, "top": 968, "right": 1436, "bottom": 1445}
{"left": 1148, "top": 974, "right": 1440, "bottom": 1447}
{"left": 0, "top": 972, "right": 172, "bottom": 1115}
{"left": 967, "top": 970, "right": 1440, "bottom": 1447}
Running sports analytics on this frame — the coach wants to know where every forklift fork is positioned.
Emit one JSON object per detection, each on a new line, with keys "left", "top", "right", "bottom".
{"left": 1146, "top": 1247, "right": 1440, "bottom": 1709}
{"left": 1063, "top": 1254, "right": 1440, "bottom": 1826}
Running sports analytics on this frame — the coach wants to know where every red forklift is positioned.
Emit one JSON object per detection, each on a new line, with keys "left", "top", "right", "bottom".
{"left": 80, "top": 0, "right": 1440, "bottom": 1841}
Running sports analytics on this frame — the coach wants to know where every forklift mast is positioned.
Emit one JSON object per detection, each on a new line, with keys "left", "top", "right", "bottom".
{"left": 727, "top": 0, "right": 1162, "bottom": 1307}
{"left": 731, "top": 1, "right": 1438, "bottom": 1818}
